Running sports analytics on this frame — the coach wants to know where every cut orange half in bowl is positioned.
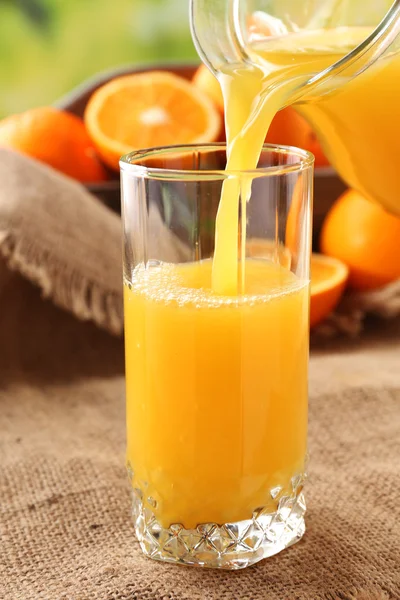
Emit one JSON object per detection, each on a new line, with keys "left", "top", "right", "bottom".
{"left": 84, "top": 71, "right": 222, "bottom": 171}
{"left": 310, "top": 253, "right": 349, "bottom": 328}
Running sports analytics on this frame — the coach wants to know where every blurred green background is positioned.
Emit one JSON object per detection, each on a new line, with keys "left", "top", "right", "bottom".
{"left": 0, "top": 0, "right": 198, "bottom": 118}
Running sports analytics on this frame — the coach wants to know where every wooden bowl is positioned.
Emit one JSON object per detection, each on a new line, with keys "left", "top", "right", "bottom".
{"left": 56, "top": 63, "right": 346, "bottom": 247}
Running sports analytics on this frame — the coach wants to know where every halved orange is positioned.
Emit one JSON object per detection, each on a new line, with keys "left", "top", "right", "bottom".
{"left": 245, "top": 238, "right": 348, "bottom": 327}
{"left": 310, "top": 253, "right": 349, "bottom": 327}
{"left": 84, "top": 71, "right": 222, "bottom": 171}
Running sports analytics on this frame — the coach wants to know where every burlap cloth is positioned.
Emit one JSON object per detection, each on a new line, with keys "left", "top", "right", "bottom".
{"left": 0, "top": 150, "right": 399, "bottom": 599}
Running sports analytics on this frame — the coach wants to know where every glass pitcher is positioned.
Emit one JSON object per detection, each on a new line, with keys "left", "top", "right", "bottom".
{"left": 191, "top": 1, "right": 400, "bottom": 215}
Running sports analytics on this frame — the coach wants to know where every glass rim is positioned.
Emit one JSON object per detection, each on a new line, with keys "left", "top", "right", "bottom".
{"left": 119, "top": 142, "right": 314, "bottom": 179}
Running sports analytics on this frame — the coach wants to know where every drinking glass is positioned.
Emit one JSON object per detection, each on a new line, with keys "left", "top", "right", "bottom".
{"left": 121, "top": 143, "right": 313, "bottom": 569}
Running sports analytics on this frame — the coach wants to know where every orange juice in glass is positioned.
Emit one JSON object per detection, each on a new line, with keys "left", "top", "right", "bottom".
{"left": 121, "top": 144, "right": 313, "bottom": 569}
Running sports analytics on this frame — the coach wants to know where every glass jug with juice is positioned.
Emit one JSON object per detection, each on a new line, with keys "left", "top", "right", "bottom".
{"left": 191, "top": 0, "right": 400, "bottom": 216}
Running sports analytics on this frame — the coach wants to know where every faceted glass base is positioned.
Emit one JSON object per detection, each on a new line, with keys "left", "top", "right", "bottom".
{"left": 130, "top": 477, "right": 306, "bottom": 570}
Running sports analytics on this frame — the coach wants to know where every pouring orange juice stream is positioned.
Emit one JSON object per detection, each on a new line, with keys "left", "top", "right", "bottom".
{"left": 125, "top": 21, "right": 393, "bottom": 530}
{"left": 213, "top": 25, "right": 378, "bottom": 295}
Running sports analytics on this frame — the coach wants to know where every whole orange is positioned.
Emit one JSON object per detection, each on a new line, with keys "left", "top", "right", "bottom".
{"left": 0, "top": 107, "right": 107, "bottom": 183}
{"left": 192, "top": 64, "right": 224, "bottom": 112}
{"left": 266, "top": 107, "right": 329, "bottom": 168}
{"left": 320, "top": 189, "right": 400, "bottom": 291}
